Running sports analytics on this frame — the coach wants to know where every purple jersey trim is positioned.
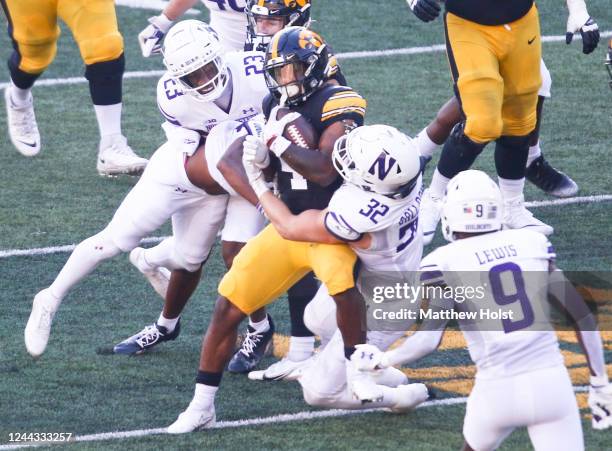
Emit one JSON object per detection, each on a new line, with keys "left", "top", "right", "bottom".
{"left": 157, "top": 102, "right": 181, "bottom": 126}
{"left": 325, "top": 212, "right": 363, "bottom": 242}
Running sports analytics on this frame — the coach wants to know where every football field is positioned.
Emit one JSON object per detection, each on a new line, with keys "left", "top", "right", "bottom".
{"left": 1, "top": 1, "right": 611, "bottom": 449}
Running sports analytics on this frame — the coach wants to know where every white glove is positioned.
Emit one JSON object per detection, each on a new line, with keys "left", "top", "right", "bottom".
{"left": 242, "top": 149, "right": 269, "bottom": 198}
{"left": 589, "top": 380, "right": 612, "bottom": 430}
{"left": 243, "top": 135, "right": 270, "bottom": 169}
{"left": 351, "top": 344, "right": 385, "bottom": 372}
{"left": 346, "top": 354, "right": 384, "bottom": 403}
{"left": 566, "top": 0, "right": 600, "bottom": 54}
{"left": 138, "top": 14, "right": 174, "bottom": 57}
{"left": 264, "top": 106, "right": 302, "bottom": 157}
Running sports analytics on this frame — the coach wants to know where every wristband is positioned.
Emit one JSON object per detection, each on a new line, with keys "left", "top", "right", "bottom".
{"left": 590, "top": 374, "right": 609, "bottom": 388}
{"left": 269, "top": 135, "right": 291, "bottom": 157}
{"left": 251, "top": 178, "right": 270, "bottom": 198}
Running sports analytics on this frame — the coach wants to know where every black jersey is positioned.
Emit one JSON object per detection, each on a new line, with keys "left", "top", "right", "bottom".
{"left": 263, "top": 84, "right": 366, "bottom": 214}
{"left": 445, "top": 0, "right": 533, "bottom": 25}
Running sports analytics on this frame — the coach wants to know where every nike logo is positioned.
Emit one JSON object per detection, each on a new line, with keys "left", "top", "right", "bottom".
{"left": 528, "top": 36, "right": 536, "bottom": 44}
{"left": 16, "top": 139, "right": 37, "bottom": 147}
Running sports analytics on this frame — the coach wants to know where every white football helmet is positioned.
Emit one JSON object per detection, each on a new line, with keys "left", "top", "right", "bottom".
{"left": 441, "top": 170, "right": 503, "bottom": 242}
{"left": 162, "top": 20, "right": 228, "bottom": 102}
{"left": 332, "top": 124, "right": 421, "bottom": 198}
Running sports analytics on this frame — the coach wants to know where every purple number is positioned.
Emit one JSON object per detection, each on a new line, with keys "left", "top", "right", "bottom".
{"left": 489, "top": 262, "right": 535, "bottom": 333}
{"left": 244, "top": 55, "right": 265, "bottom": 76}
{"left": 163, "top": 78, "right": 182, "bottom": 100}
{"left": 397, "top": 218, "right": 418, "bottom": 252}
{"left": 359, "top": 198, "right": 389, "bottom": 224}
{"left": 207, "top": 0, "right": 245, "bottom": 13}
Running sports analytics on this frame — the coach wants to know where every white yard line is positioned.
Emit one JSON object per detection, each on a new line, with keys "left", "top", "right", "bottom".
{"left": 115, "top": 0, "right": 200, "bottom": 15}
{"left": 1, "top": 31, "right": 610, "bottom": 90}
{"left": 1, "top": 194, "right": 610, "bottom": 259}
{"left": 0, "top": 388, "right": 591, "bottom": 450}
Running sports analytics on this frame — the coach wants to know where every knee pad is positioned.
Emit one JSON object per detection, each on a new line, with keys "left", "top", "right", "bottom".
{"left": 437, "top": 123, "right": 487, "bottom": 179}
{"left": 9, "top": 40, "right": 56, "bottom": 76}
{"left": 172, "top": 243, "right": 208, "bottom": 273}
{"left": 538, "top": 60, "right": 552, "bottom": 98}
{"left": 79, "top": 32, "right": 123, "bottom": 66}
{"left": 372, "top": 367, "right": 409, "bottom": 388}
{"left": 85, "top": 54, "right": 125, "bottom": 105}
{"left": 302, "top": 386, "right": 333, "bottom": 408}
{"left": 464, "top": 113, "right": 503, "bottom": 143}
{"left": 304, "top": 286, "right": 337, "bottom": 344}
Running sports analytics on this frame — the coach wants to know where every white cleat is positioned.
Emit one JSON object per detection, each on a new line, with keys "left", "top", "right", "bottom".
{"left": 503, "top": 195, "right": 553, "bottom": 236}
{"left": 167, "top": 404, "right": 216, "bottom": 434}
{"left": 390, "top": 383, "right": 430, "bottom": 413}
{"left": 129, "top": 247, "right": 170, "bottom": 299}
{"left": 419, "top": 188, "right": 443, "bottom": 245}
{"left": 248, "top": 356, "right": 312, "bottom": 381}
{"left": 24, "top": 289, "right": 60, "bottom": 357}
{"left": 97, "top": 134, "right": 148, "bottom": 177}
{"left": 5, "top": 88, "right": 41, "bottom": 157}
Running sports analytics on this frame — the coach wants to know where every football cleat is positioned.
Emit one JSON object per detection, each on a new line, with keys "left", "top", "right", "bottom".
{"left": 167, "top": 403, "right": 216, "bottom": 434}
{"left": 129, "top": 247, "right": 171, "bottom": 299}
{"left": 113, "top": 320, "right": 180, "bottom": 355}
{"left": 419, "top": 188, "right": 443, "bottom": 245}
{"left": 526, "top": 155, "right": 578, "bottom": 198}
{"left": 97, "top": 134, "right": 148, "bottom": 177}
{"left": 227, "top": 315, "right": 275, "bottom": 373}
{"left": 24, "top": 289, "right": 60, "bottom": 357}
{"left": 503, "top": 195, "right": 553, "bottom": 236}
{"left": 247, "top": 356, "right": 311, "bottom": 381}
{"left": 5, "top": 88, "right": 41, "bottom": 157}
{"left": 389, "top": 383, "right": 430, "bottom": 413}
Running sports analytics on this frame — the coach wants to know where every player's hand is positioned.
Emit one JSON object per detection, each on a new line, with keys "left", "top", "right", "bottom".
{"left": 243, "top": 135, "right": 270, "bottom": 169}
{"left": 589, "top": 381, "right": 612, "bottom": 430}
{"left": 565, "top": 0, "right": 600, "bottom": 54}
{"left": 406, "top": 0, "right": 440, "bottom": 23}
{"left": 351, "top": 344, "right": 385, "bottom": 372}
{"left": 138, "top": 14, "right": 174, "bottom": 57}
{"left": 347, "top": 347, "right": 384, "bottom": 403}
{"left": 264, "top": 106, "right": 301, "bottom": 157}
{"left": 242, "top": 148, "right": 269, "bottom": 198}
{"left": 607, "top": 40, "right": 612, "bottom": 89}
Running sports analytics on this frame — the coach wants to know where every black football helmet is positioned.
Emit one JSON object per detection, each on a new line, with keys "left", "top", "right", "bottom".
{"left": 606, "top": 39, "right": 612, "bottom": 89}
{"left": 264, "top": 26, "right": 331, "bottom": 106}
{"left": 246, "top": 0, "right": 312, "bottom": 53}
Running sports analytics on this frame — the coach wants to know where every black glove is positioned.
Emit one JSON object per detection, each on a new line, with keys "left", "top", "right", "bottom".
{"left": 566, "top": 16, "right": 600, "bottom": 55}
{"left": 407, "top": 0, "right": 441, "bottom": 23}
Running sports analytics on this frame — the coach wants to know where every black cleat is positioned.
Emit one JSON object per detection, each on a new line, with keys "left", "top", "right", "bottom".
{"left": 113, "top": 320, "right": 181, "bottom": 355}
{"left": 526, "top": 155, "right": 578, "bottom": 198}
{"left": 227, "top": 315, "right": 275, "bottom": 373}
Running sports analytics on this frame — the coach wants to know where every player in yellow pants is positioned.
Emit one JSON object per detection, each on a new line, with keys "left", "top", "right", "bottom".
{"left": 1, "top": 0, "right": 147, "bottom": 175}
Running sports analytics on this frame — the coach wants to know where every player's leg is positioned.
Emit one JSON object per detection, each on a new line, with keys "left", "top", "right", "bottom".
{"left": 525, "top": 60, "right": 579, "bottom": 198}
{"left": 25, "top": 148, "right": 183, "bottom": 357}
{"left": 2, "top": 0, "right": 59, "bottom": 156}
{"left": 58, "top": 0, "right": 147, "bottom": 175}
{"left": 498, "top": 5, "right": 552, "bottom": 235}
{"left": 114, "top": 192, "right": 228, "bottom": 355}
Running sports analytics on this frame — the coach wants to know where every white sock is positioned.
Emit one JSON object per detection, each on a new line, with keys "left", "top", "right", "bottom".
{"left": 415, "top": 127, "right": 439, "bottom": 158}
{"left": 498, "top": 177, "right": 525, "bottom": 201}
{"left": 249, "top": 315, "right": 270, "bottom": 334}
{"left": 157, "top": 313, "right": 179, "bottom": 332}
{"left": 9, "top": 82, "right": 32, "bottom": 107}
{"left": 94, "top": 103, "right": 122, "bottom": 138}
{"left": 526, "top": 141, "right": 542, "bottom": 167}
{"left": 287, "top": 336, "right": 315, "bottom": 362}
{"left": 429, "top": 169, "right": 451, "bottom": 199}
{"left": 48, "top": 230, "right": 121, "bottom": 300}
{"left": 192, "top": 383, "right": 217, "bottom": 410}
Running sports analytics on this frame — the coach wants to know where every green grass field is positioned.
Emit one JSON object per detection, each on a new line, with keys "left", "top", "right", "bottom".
{"left": 1, "top": 1, "right": 611, "bottom": 449}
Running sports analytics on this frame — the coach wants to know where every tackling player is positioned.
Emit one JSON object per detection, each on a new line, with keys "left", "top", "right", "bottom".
{"left": 167, "top": 27, "right": 369, "bottom": 433}
{"left": 23, "top": 20, "right": 267, "bottom": 358}
{"left": 356, "top": 170, "right": 612, "bottom": 448}
{"left": 403, "top": 0, "right": 600, "bottom": 244}
{"left": 1, "top": 0, "right": 147, "bottom": 175}
{"left": 244, "top": 124, "right": 431, "bottom": 410}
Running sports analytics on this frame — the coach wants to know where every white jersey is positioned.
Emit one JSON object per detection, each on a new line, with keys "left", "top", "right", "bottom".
{"left": 324, "top": 179, "right": 423, "bottom": 272}
{"left": 202, "top": 0, "right": 248, "bottom": 52}
{"left": 156, "top": 50, "right": 267, "bottom": 155}
{"left": 420, "top": 229, "right": 563, "bottom": 379}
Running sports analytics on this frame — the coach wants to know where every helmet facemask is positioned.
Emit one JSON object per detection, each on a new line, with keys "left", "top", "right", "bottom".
{"left": 178, "top": 57, "right": 228, "bottom": 102}
{"left": 247, "top": 1, "right": 312, "bottom": 52}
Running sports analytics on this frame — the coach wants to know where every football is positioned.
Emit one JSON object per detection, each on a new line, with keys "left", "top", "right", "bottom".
{"left": 274, "top": 107, "right": 319, "bottom": 149}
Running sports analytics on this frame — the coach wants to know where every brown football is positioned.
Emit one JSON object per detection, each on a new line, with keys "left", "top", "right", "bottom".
{"left": 274, "top": 107, "right": 319, "bottom": 149}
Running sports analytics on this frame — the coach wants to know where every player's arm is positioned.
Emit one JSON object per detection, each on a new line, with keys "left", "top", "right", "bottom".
{"left": 139, "top": 0, "right": 199, "bottom": 57}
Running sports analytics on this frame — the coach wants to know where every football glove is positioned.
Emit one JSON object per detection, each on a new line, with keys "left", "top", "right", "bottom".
{"left": 347, "top": 349, "right": 384, "bottom": 403}
{"left": 242, "top": 143, "right": 270, "bottom": 198}
{"left": 589, "top": 381, "right": 612, "bottom": 430}
{"left": 406, "top": 0, "right": 441, "bottom": 23}
{"left": 351, "top": 344, "right": 385, "bottom": 372}
{"left": 138, "top": 14, "right": 174, "bottom": 57}
{"left": 264, "top": 106, "right": 301, "bottom": 157}
{"left": 565, "top": 0, "right": 600, "bottom": 54}
{"left": 243, "top": 135, "right": 270, "bottom": 169}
